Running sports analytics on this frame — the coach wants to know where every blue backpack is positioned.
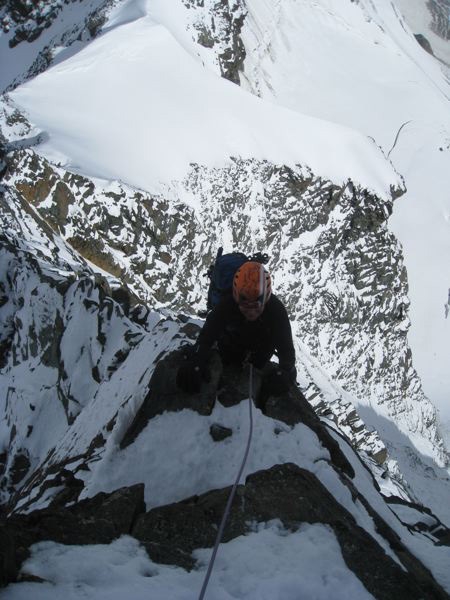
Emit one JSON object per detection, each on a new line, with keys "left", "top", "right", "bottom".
{"left": 206, "top": 247, "right": 269, "bottom": 311}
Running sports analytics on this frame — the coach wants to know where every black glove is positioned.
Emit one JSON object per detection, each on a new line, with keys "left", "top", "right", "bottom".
{"left": 264, "top": 366, "right": 296, "bottom": 396}
{"left": 176, "top": 361, "right": 210, "bottom": 394}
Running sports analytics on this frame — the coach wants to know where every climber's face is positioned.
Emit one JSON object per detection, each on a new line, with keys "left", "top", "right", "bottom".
{"left": 238, "top": 297, "right": 264, "bottom": 321}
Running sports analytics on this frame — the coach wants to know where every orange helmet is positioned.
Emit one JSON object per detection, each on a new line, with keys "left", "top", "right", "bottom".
{"left": 233, "top": 261, "right": 272, "bottom": 306}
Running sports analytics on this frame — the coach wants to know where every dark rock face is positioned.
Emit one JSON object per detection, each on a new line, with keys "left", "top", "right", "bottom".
{"left": 119, "top": 347, "right": 222, "bottom": 449}
{"left": 0, "top": 484, "right": 145, "bottom": 587}
{"left": 184, "top": 0, "right": 247, "bottom": 84}
{"left": 427, "top": 0, "right": 450, "bottom": 41}
{"left": 132, "top": 463, "right": 449, "bottom": 600}
{"left": 415, "top": 33, "right": 434, "bottom": 55}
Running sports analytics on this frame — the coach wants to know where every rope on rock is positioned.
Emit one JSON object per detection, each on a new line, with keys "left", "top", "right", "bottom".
{"left": 198, "top": 364, "right": 254, "bottom": 600}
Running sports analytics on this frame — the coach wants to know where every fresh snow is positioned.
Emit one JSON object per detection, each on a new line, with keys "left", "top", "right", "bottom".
{"left": 79, "top": 401, "right": 325, "bottom": 509}
{"left": 0, "top": 526, "right": 376, "bottom": 600}
{"left": 9, "top": 2, "right": 400, "bottom": 199}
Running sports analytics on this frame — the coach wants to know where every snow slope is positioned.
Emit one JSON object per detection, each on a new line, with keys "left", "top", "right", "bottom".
{"left": 0, "top": 0, "right": 107, "bottom": 93}
{"left": 393, "top": 0, "right": 450, "bottom": 66}
{"left": 9, "top": 1, "right": 400, "bottom": 198}
{"left": 235, "top": 0, "right": 450, "bottom": 442}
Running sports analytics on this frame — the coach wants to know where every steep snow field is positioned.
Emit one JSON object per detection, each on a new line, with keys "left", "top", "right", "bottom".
{"left": 393, "top": 0, "right": 450, "bottom": 66}
{"left": 9, "top": 2, "right": 399, "bottom": 198}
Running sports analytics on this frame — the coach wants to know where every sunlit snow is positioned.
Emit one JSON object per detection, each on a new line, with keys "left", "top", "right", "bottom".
{"left": 10, "top": 2, "right": 399, "bottom": 198}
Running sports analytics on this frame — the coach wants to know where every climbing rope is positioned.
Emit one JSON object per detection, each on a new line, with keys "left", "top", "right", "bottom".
{"left": 198, "top": 364, "right": 255, "bottom": 600}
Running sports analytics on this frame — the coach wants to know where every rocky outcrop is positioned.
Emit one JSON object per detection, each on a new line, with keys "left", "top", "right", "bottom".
{"left": 133, "top": 463, "right": 449, "bottom": 599}
{"left": 2, "top": 148, "right": 206, "bottom": 307}
{"left": 0, "top": 483, "right": 145, "bottom": 586}
{"left": 2, "top": 466, "right": 449, "bottom": 598}
{"left": 183, "top": 0, "right": 247, "bottom": 83}
{"left": 1, "top": 0, "right": 113, "bottom": 91}
{"left": 427, "top": 0, "right": 450, "bottom": 41}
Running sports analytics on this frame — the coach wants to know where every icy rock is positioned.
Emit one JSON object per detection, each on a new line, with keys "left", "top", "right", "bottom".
{"left": 209, "top": 423, "right": 233, "bottom": 442}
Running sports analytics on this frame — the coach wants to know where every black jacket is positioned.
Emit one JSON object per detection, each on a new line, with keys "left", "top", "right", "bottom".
{"left": 195, "top": 294, "right": 296, "bottom": 372}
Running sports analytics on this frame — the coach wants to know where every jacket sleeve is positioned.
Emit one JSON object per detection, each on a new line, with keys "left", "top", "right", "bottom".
{"left": 273, "top": 299, "right": 296, "bottom": 375}
{"left": 194, "top": 303, "right": 227, "bottom": 366}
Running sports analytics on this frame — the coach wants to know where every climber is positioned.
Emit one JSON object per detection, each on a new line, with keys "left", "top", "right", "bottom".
{"left": 176, "top": 261, "right": 297, "bottom": 395}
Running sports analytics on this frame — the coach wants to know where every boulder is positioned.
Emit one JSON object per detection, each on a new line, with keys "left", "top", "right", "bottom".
{"left": 209, "top": 423, "right": 233, "bottom": 442}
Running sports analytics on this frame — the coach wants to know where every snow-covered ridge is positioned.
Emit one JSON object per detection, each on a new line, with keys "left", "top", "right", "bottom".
{"left": 2, "top": 1, "right": 450, "bottom": 595}
{"left": 3, "top": 138, "right": 448, "bottom": 512}
{"left": 7, "top": 0, "right": 401, "bottom": 198}
{"left": 1, "top": 219, "right": 450, "bottom": 597}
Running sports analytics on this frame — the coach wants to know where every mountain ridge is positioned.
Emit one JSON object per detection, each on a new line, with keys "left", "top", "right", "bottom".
{"left": 1, "top": 0, "right": 450, "bottom": 597}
